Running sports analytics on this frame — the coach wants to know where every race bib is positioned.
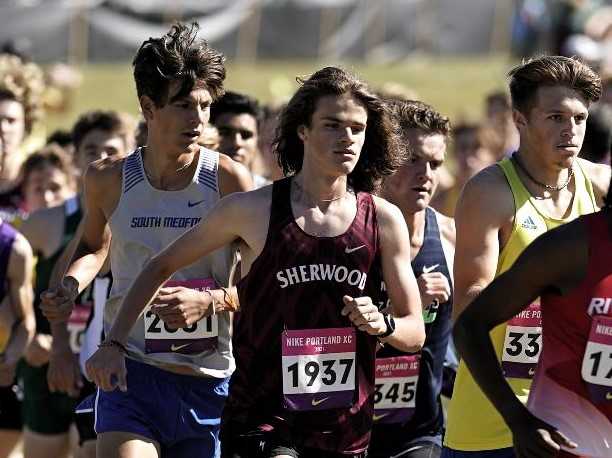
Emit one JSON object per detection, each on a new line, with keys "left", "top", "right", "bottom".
{"left": 501, "top": 302, "right": 542, "bottom": 379}
{"left": 581, "top": 315, "right": 612, "bottom": 403}
{"left": 144, "top": 278, "right": 218, "bottom": 354}
{"left": 373, "top": 354, "right": 419, "bottom": 423}
{"left": 67, "top": 302, "right": 92, "bottom": 354}
{"left": 281, "top": 327, "right": 356, "bottom": 411}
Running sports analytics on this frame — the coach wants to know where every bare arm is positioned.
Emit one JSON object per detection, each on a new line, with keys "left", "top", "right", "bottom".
{"left": 2, "top": 233, "right": 35, "bottom": 364}
{"left": 375, "top": 198, "right": 425, "bottom": 352}
{"left": 453, "top": 220, "right": 585, "bottom": 453}
{"left": 452, "top": 166, "right": 514, "bottom": 321}
{"left": 218, "top": 153, "right": 254, "bottom": 196}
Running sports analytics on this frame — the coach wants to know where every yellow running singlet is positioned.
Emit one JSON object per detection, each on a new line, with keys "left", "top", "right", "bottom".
{"left": 444, "top": 158, "right": 597, "bottom": 451}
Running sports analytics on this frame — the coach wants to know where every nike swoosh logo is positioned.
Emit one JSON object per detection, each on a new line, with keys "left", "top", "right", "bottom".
{"left": 311, "top": 396, "right": 330, "bottom": 406}
{"left": 345, "top": 245, "right": 366, "bottom": 254}
{"left": 188, "top": 199, "right": 205, "bottom": 207}
{"left": 373, "top": 413, "right": 388, "bottom": 421}
{"left": 422, "top": 264, "right": 439, "bottom": 274}
{"left": 606, "top": 392, "right": 612, "bottom": 401}
{"left": 171, "top": 343, "right": 191, "bottom": 352}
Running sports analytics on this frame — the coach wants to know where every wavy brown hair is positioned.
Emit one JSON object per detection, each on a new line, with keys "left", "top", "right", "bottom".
{"left": 508, "top": 55, "right": 601, "bottom": 115}
{"left": 274, "top": 66, "right": 403, "bottom": 193}
{"left": 133, "top": 22, "right": 226, "bottom": 107}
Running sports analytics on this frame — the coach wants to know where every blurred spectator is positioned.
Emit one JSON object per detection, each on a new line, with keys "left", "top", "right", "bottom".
{"left": 511, "top": 0, "right": 551, "bottom": 57}
{"left": 579, "top": 104, "right": 612, "bottom": 165}
{"left": 210, "top": 90, "right": 269, "bottom": 187}
{"left": 257, "top": 101, "right": 285, "bottom": 181}
{"left": 71, "top": 110, "right": 136, "bottom": 178}
{"left": 431, "top": 123, "right": 497, "bottom": 216}
{"left": 0, "top": 53, "right": 46, "bottom": 192}
{"left": 484, "top": 91, "right": 520, "bottom": 158}
{"left": 19, "top": 145, "right": 76, "bottom": 213}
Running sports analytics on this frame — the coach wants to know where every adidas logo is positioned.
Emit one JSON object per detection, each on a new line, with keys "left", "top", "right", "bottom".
{"left": 521, "top": 216, "right": 538, "bottom": 230}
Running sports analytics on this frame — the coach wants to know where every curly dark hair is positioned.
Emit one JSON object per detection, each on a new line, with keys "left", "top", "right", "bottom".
{"left": 508, "top": 55, "right": 601, "bottom": 115}
{"left": 72, "top": 110, "right": 135, "bottom": 151}
{"left": 274, "top": 66, "right": 402, "bottom": 193}
{"left": 386, "top": 99, "right": 451, "bottom": 139}
{"left": 132, "top": 22, "right": 226, "bottom": 107}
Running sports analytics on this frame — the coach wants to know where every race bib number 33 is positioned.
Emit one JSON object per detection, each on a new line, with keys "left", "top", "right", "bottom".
{"left": 144, "top": 279, "right": 218, "bottom": 354}
{"left": 281, "top": 327, "right": 356, "bottom": 411}
{"left": 501, "top": 302, "right": 542, "bottom": 379}
{"left": 581, "top": 315, "right": 612, "bottom": 403}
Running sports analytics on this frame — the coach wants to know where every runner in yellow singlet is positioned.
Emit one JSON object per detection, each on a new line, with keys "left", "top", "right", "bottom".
{"left": 443, "top": 56, "right": 611, "bottom": 458}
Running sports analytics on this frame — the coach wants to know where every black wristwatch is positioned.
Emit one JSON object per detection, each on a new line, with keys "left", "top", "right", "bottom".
{"left": 377, "top": 313, "right": 396, "bottom": 339}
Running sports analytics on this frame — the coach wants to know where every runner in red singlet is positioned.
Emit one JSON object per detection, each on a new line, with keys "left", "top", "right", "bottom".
{"left": 454, "top": 173, "right": 612, "bottom": 458}
{"left": 85, "top": 66, "right": 426, "bottom": 457}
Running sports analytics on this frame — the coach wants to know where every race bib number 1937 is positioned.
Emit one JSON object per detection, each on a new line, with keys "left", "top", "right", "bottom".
{"left": 281, "top": 327, "right": 356, "bottom": 411}
{"left": 581, "top": 315, "right": 612, "bottom": 403}
{"left": 501, "top": 302, "right": 542, "bottom": 379}
{"left": 144, "top": 278, "right": 218, "bottom": 354}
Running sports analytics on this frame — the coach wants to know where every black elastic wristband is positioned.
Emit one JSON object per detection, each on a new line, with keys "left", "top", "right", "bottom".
{"left": 377, "top": 313, "right": 395, "bottom": 339}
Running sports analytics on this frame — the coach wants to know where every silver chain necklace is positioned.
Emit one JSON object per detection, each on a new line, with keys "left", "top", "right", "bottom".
{"left": 512, "top": 153, "right": 574, "bottom": 192}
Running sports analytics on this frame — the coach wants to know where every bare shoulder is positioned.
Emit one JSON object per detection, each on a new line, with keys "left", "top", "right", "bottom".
{"left": 8, "top": 232, "right": 33, "bottom": 275}
{"left": 576, "top": 157, "right": 611, "bottom": 204}
{"left": 432, "top": 208, "right": 456, "bottom": 246}
{"left": 456, "top": 164, "right": 514, "bottom": 227}
{"left": 222, "top": 180, "right": 273, "bottom": 219}
{"left": 371, "top": 195, "right": 405, "bottom": 228}
{"left": 217, "top": 152, "right": 254, "bottom": 195}
{"left": 84, "top": 155, "right": 125, "bottom": 190}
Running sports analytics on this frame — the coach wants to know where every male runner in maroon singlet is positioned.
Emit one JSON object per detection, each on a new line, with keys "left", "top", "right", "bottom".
{"left": 85, "top": 66, "right": 425, "bottom": 458}
{"left": 454, "top": 173, "right": 612, "bottom": 457}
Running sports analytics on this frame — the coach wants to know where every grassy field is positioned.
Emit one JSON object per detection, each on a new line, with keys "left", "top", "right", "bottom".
{"left": 45, "top": 55, "right": 516, "bottom": 134}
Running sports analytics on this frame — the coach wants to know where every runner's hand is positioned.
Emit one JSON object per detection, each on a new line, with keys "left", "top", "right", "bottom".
{"left": 511, "top": 411, "right": 577, "bottom": 457}
{"left": 24, "top": 333, "right": 53, "bottom": 367}
{"left": 40, "top": 277, "right": 78, "bottom": 323}
{"left": 86, "top": 345, "right": 127, "bottom": 392}
{"left": 150, "top": 286, "right": 213, "bottom": 329}
{"left": 417, "top": 272, "right": 450, "bottom": 305}
{"left": 341, "top": 295, "right": 386, "bottom": 335}
{"left": 47, "top": 347, "right": 83, "bottom": 397}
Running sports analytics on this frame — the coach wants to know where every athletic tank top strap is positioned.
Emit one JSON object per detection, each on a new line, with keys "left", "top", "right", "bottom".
{"left": 122, "top": 150, "right": 146, "bottom": 194}
{"left": 195, "top": 149, "right": 219, "bottom": 192}
{"left": 267, "top": 177, "right": 295, "bottom": 236}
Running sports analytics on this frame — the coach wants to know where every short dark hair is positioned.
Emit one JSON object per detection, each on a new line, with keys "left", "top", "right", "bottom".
{"left": 20, "top": 145, "right": 76, "bottom": 189}
{"left": 72, "top": 110, "right": 134, "bottom": 151}
{"left": 132, "top": 22, "right": 226, "bottom": 107}
{"left": 210, "top": 91, "right": 263, "bottom": 127}
{"left": 387, "top": 99, "right": 451, "bottom": 139}
{"left": 508, "top": 55, "right": 601, "bottom": 115}
{"left": 274, "top": 66, "right": 402, "bottom": 193}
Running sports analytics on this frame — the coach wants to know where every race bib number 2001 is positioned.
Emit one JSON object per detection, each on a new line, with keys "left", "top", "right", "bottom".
{"left": 501, "top": 302, "right": 542, "bottom": 379}
{"left": 144, "top": 279, "right": 218, "bottom": 355}
{"left": 282, "top": 327, "right": 356, "bottom": 411}
{"left": 581, "top": 315, "right": 612, "bottom": 403}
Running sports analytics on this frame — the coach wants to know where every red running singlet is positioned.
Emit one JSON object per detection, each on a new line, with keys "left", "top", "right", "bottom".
{"left": 528, "top": 211, "right": 612, "bottom": 457}
{"left": 225, "top": 177, "right": 381, "bottom": 454}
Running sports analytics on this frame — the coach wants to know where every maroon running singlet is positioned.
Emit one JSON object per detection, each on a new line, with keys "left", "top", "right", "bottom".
{"left": 528, "top": 211, "right": 612, "bottom": 457}
{"left": 225, "top": 177, "right": 381, "bottom": 454}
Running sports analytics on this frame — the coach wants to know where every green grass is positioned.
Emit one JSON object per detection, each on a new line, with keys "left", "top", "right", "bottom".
{"left": 45, "top": 56, "right": 516, "bottom": 134}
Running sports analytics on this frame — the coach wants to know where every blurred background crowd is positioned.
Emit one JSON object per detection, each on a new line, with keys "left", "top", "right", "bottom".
{"left": 0, "top": 1, "right": 610, "bottom": 457}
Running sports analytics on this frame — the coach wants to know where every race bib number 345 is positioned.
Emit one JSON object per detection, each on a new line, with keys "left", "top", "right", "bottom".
{"left": 281, "top": 327, "right": 356, "bottom": 411}
{"left": 144, "top": 279, "right": 218, "bottom": 355}
{"left": 501, "top": 302, "right": 542, "bottom": 379}
{"left": 581, "top": 315, "right": 612, "bottom": 403}
{"left": 373, "top": 355, "right": 419, "bottom": 424}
